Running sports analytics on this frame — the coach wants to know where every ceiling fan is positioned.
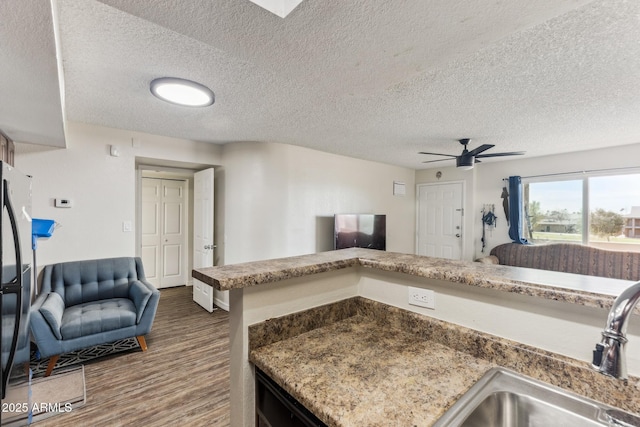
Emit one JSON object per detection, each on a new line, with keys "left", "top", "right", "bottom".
{"left": 419, "top": 138, "right": 525, "bottom": 169}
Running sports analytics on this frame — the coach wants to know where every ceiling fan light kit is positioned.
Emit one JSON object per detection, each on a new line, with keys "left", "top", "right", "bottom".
{"left": 419, "top": 138, "right": 525, "bottom": 170}
{"left": 456, "top": 156, "right": 475, "bottom": 170}
{"left": 150, "top": 77, "right": 215, "bottom": 107}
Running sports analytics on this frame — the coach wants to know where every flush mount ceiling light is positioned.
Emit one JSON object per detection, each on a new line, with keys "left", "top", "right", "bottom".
{"left": 150, "top": 77, "right": 215, "bottom": 107}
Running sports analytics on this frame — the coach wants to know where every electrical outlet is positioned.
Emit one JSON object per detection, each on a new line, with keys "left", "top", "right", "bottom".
{"left": 408, "top": 286, "right": 435, "bottom": 309}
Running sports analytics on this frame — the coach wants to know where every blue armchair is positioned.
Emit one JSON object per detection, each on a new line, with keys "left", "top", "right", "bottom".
{"left": 30, "top": 257, "right": 160, "bottom": 376}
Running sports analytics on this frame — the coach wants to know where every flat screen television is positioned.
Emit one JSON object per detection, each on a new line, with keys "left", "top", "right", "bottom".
{"left": 334, "top": 214, "right": 386, "bottom": 251}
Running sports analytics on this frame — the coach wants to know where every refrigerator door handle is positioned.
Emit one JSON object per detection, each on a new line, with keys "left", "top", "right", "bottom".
{"left": 1, "top": 178, "right": 23, "bottom": 399}
{"left": 21, "top": 205, "right": 32, "bottom": 223}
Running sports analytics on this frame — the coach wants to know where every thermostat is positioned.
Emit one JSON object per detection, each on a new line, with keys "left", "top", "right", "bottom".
{"left": 55, "top": 198, "right": 73, "bottom": 208}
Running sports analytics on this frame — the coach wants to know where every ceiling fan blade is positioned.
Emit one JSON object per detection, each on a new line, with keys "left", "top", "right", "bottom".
{"left": 422, "top": 158, "right": 454, "bottom": 164}
{"left": 475, "top": 151, "right": 525, "bottom": 158}
{"left": 467, "top": 144, "right": 495, "bottom": 156}
{"left": 418, "top": 152, "right": 457, "bottom": 158}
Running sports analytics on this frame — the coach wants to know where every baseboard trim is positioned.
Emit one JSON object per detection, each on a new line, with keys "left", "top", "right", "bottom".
{"left": 214, "top": 295, "right": 229, "bottom": 312}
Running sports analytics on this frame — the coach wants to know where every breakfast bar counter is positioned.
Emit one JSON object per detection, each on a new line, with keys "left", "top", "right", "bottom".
{"left": 192, "top": 248, "right": 638, "bottom": 427}
{"left": 193, "top": 247, "right": 633, "bottom": 309}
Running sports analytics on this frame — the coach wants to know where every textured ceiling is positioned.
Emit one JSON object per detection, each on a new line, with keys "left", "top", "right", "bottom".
{"left": 3, "top": 0, "right": 640, "bottom": 168}
{"left": 0, "top": 0, "right": 65, "bottom": 147}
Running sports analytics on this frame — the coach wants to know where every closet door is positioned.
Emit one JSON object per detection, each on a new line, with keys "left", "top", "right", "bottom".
{"left": 141, "top": 178, "right": 187, "bottom": 288}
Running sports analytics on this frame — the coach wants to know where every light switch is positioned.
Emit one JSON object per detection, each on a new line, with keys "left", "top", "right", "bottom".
{"left": 122, "top": 221, "right": 133, "bottom": 232}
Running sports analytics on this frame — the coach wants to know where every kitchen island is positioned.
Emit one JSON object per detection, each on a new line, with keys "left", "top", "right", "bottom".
{"left": 193, "top": 248, "right": 640, "bottom": 427}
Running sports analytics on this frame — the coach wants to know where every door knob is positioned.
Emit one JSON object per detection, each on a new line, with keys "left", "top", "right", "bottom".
{"left": 455, "top": 234, "right": 461, "bottom": 238}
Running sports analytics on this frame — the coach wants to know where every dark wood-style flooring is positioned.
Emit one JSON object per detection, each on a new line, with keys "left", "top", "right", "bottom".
{"left": 37, "top": 286, "right": 231, "bottom": 426}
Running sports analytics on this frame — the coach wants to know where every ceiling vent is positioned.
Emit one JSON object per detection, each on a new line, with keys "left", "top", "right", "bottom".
{"left": 248, "top": 0, "right": 304, "bottom": 18}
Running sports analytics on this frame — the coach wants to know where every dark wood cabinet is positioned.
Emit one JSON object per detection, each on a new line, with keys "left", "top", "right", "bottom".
{"left": 256, "top": 368, "right": 327, "bottom": 427}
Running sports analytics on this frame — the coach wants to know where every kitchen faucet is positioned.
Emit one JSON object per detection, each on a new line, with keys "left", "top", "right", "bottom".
{"left": 592, "top": 281, "right": 640, "bottom": 380}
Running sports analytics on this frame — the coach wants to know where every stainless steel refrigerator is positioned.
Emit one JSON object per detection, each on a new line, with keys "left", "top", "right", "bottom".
{"left": 0, "top": 162, "right": 32, "bottom": 425}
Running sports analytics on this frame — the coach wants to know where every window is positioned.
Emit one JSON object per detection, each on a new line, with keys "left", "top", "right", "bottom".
{"left": 523, "top": 173, "right": 640, "bottom": 252}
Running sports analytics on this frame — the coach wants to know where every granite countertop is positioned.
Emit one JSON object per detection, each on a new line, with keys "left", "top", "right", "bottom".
{"left": 250, "top": 297, "right": 640, "bottom": 427}
{"left": 252, "top": 315, "right": 492, "bottom": 426}
{"left": 193, "top": 248, "right": 633, "bottom": 310}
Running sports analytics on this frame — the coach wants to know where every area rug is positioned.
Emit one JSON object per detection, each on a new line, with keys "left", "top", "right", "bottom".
{"left": 30, "top": 337, "right": 140, "bottom": 376}
{"left": 2, "top": 366, "right": 86, "bottom": 426}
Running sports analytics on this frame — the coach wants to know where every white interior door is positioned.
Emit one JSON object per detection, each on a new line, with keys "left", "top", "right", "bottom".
{"left": 193, "top": 168, "right": 215, "bottom": 312}
{"left": 141, "top": 178, "right": 161, "bottom": 287}
{"left": 417, "top": 182, "right": 463, "bottom": 260}
{"left": 141, "top": 178, "right": 188, "bottom": 288}
{"left": 161, "top": 180, "right": 187, "bottom": 287}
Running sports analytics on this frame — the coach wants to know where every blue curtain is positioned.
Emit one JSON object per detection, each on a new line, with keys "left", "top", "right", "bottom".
{"left": 508, "top": 176, "right": 529, "bottom": 244}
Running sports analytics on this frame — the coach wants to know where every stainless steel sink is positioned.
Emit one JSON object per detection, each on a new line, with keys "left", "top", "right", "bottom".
{"left": 433, "top": 367, "right": 640, "bottom": 427}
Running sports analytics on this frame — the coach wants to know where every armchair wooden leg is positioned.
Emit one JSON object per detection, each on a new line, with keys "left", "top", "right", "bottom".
{"left": 136, "top": 335, "right": 148, "bottom": 352}
{"left": 44, "top": 355, "right": 59, "bottom": 377}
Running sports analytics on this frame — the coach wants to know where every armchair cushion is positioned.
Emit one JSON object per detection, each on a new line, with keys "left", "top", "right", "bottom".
{"left": 60, "top": 298, "right": 137, "bottom": 340}
{"left": 129, "top": 280, "right": 153, "bottom": 323}
{"left": 40, "top": 292, "right": 65, "bottom": 340}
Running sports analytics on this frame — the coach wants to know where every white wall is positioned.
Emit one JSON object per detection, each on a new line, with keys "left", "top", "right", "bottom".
{"left": 359, "top": 269, "right": 640, "bottom": 373}
{"left": 18, "top": 120, "right": 640, "bottom": 272}
{"left": 220, "top": 141, "right": 416, "bottom": 265}
{"left": 15, "top": 123, "right": 416, "bottom": 297}
{"left": 15, "top": 121, "right": 222, "bottom": 268}
{"left": 16, "top": 121, "right": 640, "bottom": 270}
{"left": 416, "top": 143, "right": 640, "bottom": 260}
{"left": 208, "top": 141, "right": 414, "bottom": 310}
